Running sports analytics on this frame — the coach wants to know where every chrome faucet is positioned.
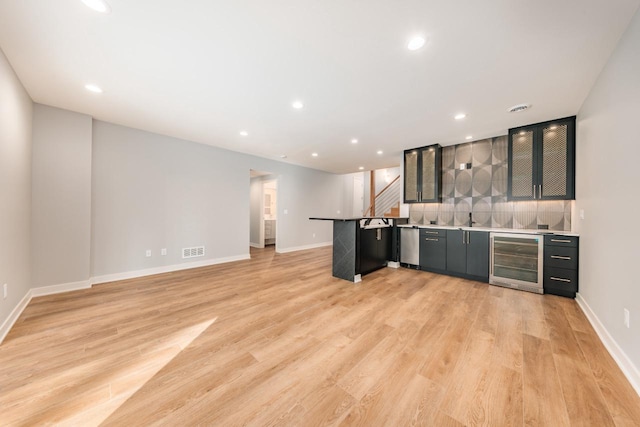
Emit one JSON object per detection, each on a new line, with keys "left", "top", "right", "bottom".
{"left": 468, "top": 212, "right": 476, "bottom": 227}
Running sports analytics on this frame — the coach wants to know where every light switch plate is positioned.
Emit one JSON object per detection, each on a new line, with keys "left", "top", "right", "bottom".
{"left": 580, "top": 209, "right": 585, "bottom": 220}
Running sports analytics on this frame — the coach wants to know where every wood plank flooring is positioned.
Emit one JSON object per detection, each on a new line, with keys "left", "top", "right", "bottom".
{"left": 1, "top": 246, "right": 639, "bottom": 426}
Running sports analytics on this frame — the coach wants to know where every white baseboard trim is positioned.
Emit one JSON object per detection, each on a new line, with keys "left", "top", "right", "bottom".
{"left": 576, "top": 293, "right": 640, "bottom": 397}
{"left": 31, "top": 279, "right": 91, "bottom": 297}
{"left": 91, "top": 254, "right": 251, "bottom": 285}
{"left": 249, "top": 242, "right": 264, "bottom": 249}
{"left": 0, "top": 289, "right": 33, "bottom": 344}
{"left": 276, "top": 241, "right": 332, "bottom": 254}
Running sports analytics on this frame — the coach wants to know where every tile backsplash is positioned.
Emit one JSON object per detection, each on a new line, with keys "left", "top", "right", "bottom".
{"left": 408, "top": 136, "right": 572, "bottom": 231}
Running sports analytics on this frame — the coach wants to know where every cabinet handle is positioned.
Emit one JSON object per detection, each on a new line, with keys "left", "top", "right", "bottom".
{"left": 467, "top": 231, "right": 470, "bottom": 244}
{"left": 550, "top": 277, "right": 571, "bottom": 283}
{"left": 376, "top": 229, "right": 381, "bottom": 240}
{"left": 418, "top": 191, "right": 422, "bottom": 201}
{"left": 533, "top": 185, "right": 536, "bottom": 199}
{"left": 550, "top": 239, "right": 572, "bottom": 243}
{"left": 425, "top": 238, "right": 439, "bottom": 241}
{"left": 424, "top": 231, "right": 439, "bottom": 235}
{"left": 550, "top": 255, "right": 571, "bottom": 260}
{"left": 462, "top": 232, "right": 465, "bottom": 244}
{"left": 539, "top": 185, "right": 542, "bottom": 199}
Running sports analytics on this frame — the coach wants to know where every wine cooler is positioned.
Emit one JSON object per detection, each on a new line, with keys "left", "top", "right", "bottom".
{"left": 490, "top": 233, "right": 543, "bottom": 294}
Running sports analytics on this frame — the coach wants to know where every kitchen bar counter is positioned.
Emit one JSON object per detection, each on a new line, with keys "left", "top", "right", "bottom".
{"left": 310, "top": 217, "right": 408, "bottom": 282}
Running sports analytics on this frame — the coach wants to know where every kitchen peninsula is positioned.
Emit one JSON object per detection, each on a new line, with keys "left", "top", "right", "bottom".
{"left": 309, "top": 217, "right": 407, "bottom": 282}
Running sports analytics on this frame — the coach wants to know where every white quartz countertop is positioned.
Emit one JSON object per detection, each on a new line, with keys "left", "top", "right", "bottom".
{"left": 397, "top": 224, "right": 579, "bottom": 237}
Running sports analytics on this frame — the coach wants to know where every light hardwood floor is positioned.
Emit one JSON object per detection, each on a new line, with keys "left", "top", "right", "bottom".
{"left": 1, "top": 246, "right": 639, "bottom": 426}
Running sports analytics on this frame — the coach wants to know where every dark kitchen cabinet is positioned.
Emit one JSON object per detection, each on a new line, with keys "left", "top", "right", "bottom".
{"left": 359, "top": 227, "right": 391, "bottom": 276}
{"left": 419, "top": 228, "right": 446, "bottom": 271}
{"left": 446, "top": 230, "right": 489, "bottom": 281}
{"left": 404, "top": 144, "right": 442, "bottom": 203}
{"left": 508, "top": 116, "right": 575, "bottom": 201}
{"left": 543, "top": 235, "right": 579, "bottom": 298}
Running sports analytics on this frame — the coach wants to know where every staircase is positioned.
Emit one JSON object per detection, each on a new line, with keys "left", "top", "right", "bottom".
{"left": 385, "top": 203, "right": 400, "bottom": 217}
{"left": 364, "top": 175, "right": 401, "bottom": 217}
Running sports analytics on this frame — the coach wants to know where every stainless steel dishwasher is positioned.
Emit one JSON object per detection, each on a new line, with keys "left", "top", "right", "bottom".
{"left": 400, "top": 227, "right": 420, "bottom": 267}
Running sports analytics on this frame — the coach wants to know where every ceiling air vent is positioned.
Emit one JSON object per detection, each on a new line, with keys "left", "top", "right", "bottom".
{"left": 182, "top": 246, "right": 205, "bottom": 259}
{"left": 508, "top": 103, "right": 531, "bottom": 113}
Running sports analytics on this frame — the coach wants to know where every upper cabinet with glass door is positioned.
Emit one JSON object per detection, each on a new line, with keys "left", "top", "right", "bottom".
{"left": 508, "top": 116, "right": 576, "bottom": 200}
{"left": 404, "top": 144, "right": 442, "bottom": 203}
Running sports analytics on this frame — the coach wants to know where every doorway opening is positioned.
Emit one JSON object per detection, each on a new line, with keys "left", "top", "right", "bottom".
{"left": 250, "top": 170, "right": 277, "bottom": 251}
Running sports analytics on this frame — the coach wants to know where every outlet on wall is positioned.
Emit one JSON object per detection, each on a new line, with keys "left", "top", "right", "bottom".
{"left": 624, "top": 308, "right": 630, "bottom": 328}
{"left": 161, "top": 248, "right": 167, "bottom": 256}
{"left": 145, "top": 250, "right": 152, "bottom": 257}
{"left": 3, "top": 283, "right": 7, "bottom": 299}
{"left": 312, "top": 233, "right": 316, "bottom": 238}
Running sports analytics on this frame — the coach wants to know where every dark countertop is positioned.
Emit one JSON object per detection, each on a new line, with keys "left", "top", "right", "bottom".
{"left": 309, "top": 216, "right": 408, "bottom": 221}
{"left": 397, "top": 223, "right": 578, "bottom": 236}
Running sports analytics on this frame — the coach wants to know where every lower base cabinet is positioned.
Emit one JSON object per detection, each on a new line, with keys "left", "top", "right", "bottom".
{"left": 543, "top": 235, "right": 579, "bottom": 298}
{"left": 446, "top": 230, "right": 489, "bottom": 281}
{"left": 360, "top": 227, "right": 391, "bottom": 276}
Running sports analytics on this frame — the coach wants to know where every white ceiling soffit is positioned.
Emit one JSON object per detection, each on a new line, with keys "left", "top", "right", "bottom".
{"left": 0, "top": 0, "right": 638, "bottom": 174}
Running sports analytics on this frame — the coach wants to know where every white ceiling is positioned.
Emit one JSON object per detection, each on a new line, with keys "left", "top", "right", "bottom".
{"left": 1, "top": 1, "right": 638, "bottom": 174}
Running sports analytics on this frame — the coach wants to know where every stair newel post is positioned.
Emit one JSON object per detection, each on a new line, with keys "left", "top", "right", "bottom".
{"left": 370, "top": 170, "right": 376, "bottom": 216}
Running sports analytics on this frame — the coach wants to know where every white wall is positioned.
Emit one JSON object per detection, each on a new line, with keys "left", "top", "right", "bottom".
{"left": 91, "top": 121, "right": 341, "bottom": 277}
{"left": 0, "top": 48, "right": 32, "bottom": 328}
{"left": 575, "top": 9, "right": 640, "bottom": 381}
{"left": 31, "top": 105, "right": 92, "bottom": 288}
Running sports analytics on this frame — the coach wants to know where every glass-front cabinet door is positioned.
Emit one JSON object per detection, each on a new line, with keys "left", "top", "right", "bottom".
{"left": 509, "top": 129, "right": 535, "bottom": 200}
{"left": 404, "top": 150, "right": 419, "bottom": 203}
{"left": 540, "top": 122, "right": 573, "bottom": 199}
{"left": 508, "top": 116, "right": 575, "bottom": 201}
{"left": 403, "top": 144, "right": 441, "bottom": 203}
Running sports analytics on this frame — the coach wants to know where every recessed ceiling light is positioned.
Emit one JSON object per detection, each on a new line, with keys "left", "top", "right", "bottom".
{"left": 454, "top": 113, "right": 466, "bottom": 120}
{"left": 280, "top": 154, "right": 287, "bottom": 159}
{"left": 508, "top": 103, "right": 531, "bottom": 113}
{"left": 81, "top": 0, "right": 111, "bottom": 13}
{"left": 292, "top": 100, "right": 304, "bottom": 110}
{"left": 351, "top": 138, "right": 358, "bottom": 144}
{"left": 85, "top": 84, "right": 103, "bottom": 93}
{"left": 239, "top": 130, "right": 249, "bottom": 137}
{"left": 465, "top": 135, "right": 473, "bottom": 140}
{"left": 358, "top": 166, "right": 364, "bottom": 170}
{"left": 311, "top": 152, "right": 318, "bottom": 157}
{"left": 407, "top": 36, "right": 426, "bottom": 51}
{"left": 377, "top": 150, "right": 383, "bottom": 155}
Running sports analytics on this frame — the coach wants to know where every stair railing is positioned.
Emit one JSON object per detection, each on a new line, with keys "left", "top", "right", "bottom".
{"left": 364, "top": 175, "right": 400, "bottom": 217}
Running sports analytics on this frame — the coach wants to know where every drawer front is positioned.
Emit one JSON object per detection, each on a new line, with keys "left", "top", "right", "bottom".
{"left": 544, "top": 235, "right": 578, "bottom": 248}
{"left": 544, "top": 266, "right": 578, "bottom": 292}
{"left": 420, "top": 228, "right": 447, "bottom": 238}
{"left": 544, "top": 246, "right": 578, "bottom": 270}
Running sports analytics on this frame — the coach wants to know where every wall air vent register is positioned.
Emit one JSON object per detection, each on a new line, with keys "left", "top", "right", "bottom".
{"left": 182, "top": 246, "right": 205, "bottom": 259}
